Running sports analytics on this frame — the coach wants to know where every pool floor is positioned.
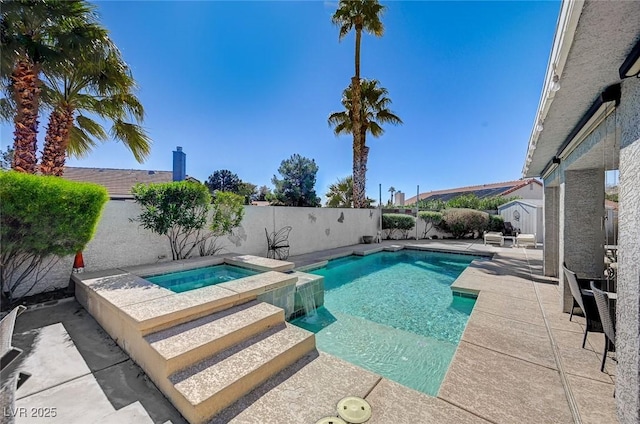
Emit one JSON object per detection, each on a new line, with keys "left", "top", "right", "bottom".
{"left": 292, "top": 250, "right": 478, "bottom": 395}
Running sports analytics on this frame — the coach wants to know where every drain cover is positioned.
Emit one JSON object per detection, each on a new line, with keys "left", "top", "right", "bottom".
{"left": 337, "top": 396, "right": 372, "bottom": 423}
{"left": 315, "top": 417, "right": 347, "bottom": 424}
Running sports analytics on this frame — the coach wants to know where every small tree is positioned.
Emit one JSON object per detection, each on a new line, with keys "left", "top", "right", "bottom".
{"left": 257, "top": 185, "right": 271, "bottom": 201}
{"left": 418, "top": 211, "right": 443, "bottom": 239}
{"left": 271, "top": 154, "right": 321, "bottom": 207}
{"left": 488, "top": 214, "right": 505, "bottom": 232}
{"left": 132, "top": 181, "right": 211, "bottom": 260}
{"left": 205, "top": 169, "right": 241, "bottom": 195}
{"left": 382, "top": 213, "right": 415, "bottom": 239}
{"left": 0, "top": 172, "right": 108, "bottom": 304}
{"left": 199, "top": 192, "right": 245, "bottom": 256}
{"left": 237, "top": 181, "right": 257, "bottom": 205}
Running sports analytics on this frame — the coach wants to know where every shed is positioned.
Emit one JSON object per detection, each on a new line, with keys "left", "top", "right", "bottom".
{"left": 498, "top": 199, "right": 543, "bottom": 243}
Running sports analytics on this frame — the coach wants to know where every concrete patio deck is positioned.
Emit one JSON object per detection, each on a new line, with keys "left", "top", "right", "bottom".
{"left": 6, "top": 239, "right": 617, "bottom": 423}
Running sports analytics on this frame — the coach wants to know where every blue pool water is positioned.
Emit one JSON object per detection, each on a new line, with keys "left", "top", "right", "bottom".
{"left": 146, "top": 265, "right": 258, "bottom": 293}
{"left": 292, "top": 250, "right": 479, "bottom": 395}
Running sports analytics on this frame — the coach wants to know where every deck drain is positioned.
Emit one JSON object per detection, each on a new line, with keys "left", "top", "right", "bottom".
{"left": 315, "top": 417, "right": 347, "bottom": 424}
{"left": 337, "top": 396, "right": 372, "bottom": 423}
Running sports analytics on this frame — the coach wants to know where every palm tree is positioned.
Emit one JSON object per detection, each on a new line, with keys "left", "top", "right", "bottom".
{"left": 1, "top": 0, "right": 98, "bottom": 173}
{"left": 326, "top": 176, "right": 354, "bottom": 207}
{"left": 388, "top": 186, "right": 396, "bottom": 205}
{"left": 329, "top": 79, "right": 403, "bottom": 196}
{"left": 39, "top": 40, "right": 150, "bottom": 176}
{"left": 331, "top": 0, "right": 385, "bottom": 208}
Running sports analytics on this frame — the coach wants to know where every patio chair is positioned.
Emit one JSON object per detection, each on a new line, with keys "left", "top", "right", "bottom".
{"left": 503, "top": 222, "right": 519, "bottom": 236}
{"left": 1, "top": 305, "right": 27, "bottom": 372}
{"left": 562, "top": 264, "right": 603, "bottom": 348}
{"left": 265, "top": 226, "right": 292, "bottom": 260}
{"left": 515, "top": 233, "right": 537, "bottom": 248}
{"left": 483, "top": 231, "right": 504, "bottom": 246}
{"left": 590, "top": 281, "right": 616, "bottom": 372}
{"left": 1, "top": 305, "right": 31, "bottom": 419}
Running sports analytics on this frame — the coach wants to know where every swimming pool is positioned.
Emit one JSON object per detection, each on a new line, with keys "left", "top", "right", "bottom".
{"left": 292, "top": 250, "right": 479, "bottom": 396}
{"left": 146, "top": 264, "right": 259, "bottom": 293}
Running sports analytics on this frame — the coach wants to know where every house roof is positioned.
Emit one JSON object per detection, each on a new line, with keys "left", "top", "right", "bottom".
{"left": 405, "top": 179, "right": 541, "bottom": 205}
{"left": 63, "top": 167, "right": 175, "bottom": 198}
{"left": 523, "top": 1, "right": 640, "bottom": 178}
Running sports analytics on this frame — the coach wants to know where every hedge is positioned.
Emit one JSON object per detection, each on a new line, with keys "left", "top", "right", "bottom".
{"left": 441, "top": 208, "right": 489, "bottom": 239}
{"left": 382, "top": 213, "right": 415, "bottom": 239}
{"left": 0, "top": 171, "right": 108, "bottom": 302}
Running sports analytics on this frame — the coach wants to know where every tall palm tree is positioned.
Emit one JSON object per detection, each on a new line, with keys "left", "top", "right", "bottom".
{"left": 326, "top": 176, "right": 354, "bottom": 208}
{"left": 39, "top": 39, "right": 150, "bottom": 176}
{"left": 331, "top": 0, "right": 385, "bottom": 208}
{"left": 329, "top": 79, "right": 403, "bottom": 195}
{"left": 1, "top": 0, "right": 98, "bottom": 173}
{"left": 388, "top": 186, "right": 396, "bottom": 205}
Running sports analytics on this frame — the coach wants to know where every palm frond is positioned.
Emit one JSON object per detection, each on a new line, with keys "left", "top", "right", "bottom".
{"left": 67, "top": 125, "right": 100, "bottom": 158}
{"left": 75, "top": 114, "right": 108, "bottom": 140}
{"left": 110, "top": 120, "right": 151, "bottom": 163}
{"left": 0, "top": 97, "right": 15, "bottom": 123}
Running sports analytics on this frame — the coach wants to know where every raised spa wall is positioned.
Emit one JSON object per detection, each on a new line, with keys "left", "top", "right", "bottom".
{"left": 257, "top": 272, "right": 324, "bottom": 320}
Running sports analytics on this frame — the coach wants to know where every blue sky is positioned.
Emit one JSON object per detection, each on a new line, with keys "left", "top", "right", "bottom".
{"left": 1, "top": 0, "right": 560, "bottom": 203}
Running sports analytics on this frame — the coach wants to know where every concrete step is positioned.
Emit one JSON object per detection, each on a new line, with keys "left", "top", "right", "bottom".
{"left": 145, "top": 301, "right": 284, "bottom": 375}
{"left": 170, "top": 323, "right": 315, "bottom": 423}
{"left": 98, "top": 401, "right": 154, "bottom": 424}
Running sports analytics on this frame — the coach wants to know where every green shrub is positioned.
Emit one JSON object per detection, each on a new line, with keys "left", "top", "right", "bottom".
{"left": 418, "top": 211, "right": 443, "bottom": 239}
{"left": 442, "top": 208, "right": 489, "bottom": 239}
{"left": 132, "top": 181, "right": 211, "bottom": 260}
{"left": 446, "top": 194, "right": 480, "bottom": 210}
{"left": 488, "top": 214, "right": 505, "bottom": 232}
{"left": 478, "top": 196, "right": 519, "bottom": 211}
{"left": 382, "top": 213, "right": 415, "bottom": 239}
{"left": 0, "top": 171, "right": 108, "bottom": 302}
{"left": 416, "top": 198, "right": 446, "bottom": 211}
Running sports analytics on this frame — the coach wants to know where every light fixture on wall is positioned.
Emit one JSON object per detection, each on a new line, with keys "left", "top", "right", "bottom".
{"left": 535, "top": 120, "right": 544, "bottom": 132}
{"left": 550, "top": 74, "right": 561, "bottom": 92}
{"left": 619, "top": 38, "right": 640, "bottom": 78}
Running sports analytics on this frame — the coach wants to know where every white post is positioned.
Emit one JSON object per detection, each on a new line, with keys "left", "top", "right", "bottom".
{"left": 415, "top": 185, "right": 419, "bottom": 240}
{"left": 378, "top": 184, "right": 383, "bottom": 240}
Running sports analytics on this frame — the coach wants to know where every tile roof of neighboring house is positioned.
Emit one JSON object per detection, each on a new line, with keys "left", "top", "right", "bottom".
{"left": 405, "top": 179, "right": 542, "bottom": 205}
{"left": 63, "top": 167, "right": 178, "bottom": 198}
{"left": 605, "top": 200, "right": 618, "bottom": 210}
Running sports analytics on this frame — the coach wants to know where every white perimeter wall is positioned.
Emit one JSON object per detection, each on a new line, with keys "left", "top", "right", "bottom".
{"left": 15, "top": 201, "right": 381, "bottom": 297}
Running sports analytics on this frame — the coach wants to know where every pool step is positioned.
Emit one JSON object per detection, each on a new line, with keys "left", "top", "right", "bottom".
{"left": 169, "top": 323, "right": 315, "bottom": 423}
{"left": 145, "top": 301, "right": 284, "bottom": 375}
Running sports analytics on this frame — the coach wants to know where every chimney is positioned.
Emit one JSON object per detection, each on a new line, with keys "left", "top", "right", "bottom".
{"left": 173, "top": 146, "right": 186, "bottom": 181}
{"left": 395, "top": 192, "right": 405, "bottom": 206}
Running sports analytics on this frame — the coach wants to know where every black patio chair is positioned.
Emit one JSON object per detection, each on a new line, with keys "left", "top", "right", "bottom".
{"left": 503, "top": 222, "right": 520, "bottom": 236}
{"left": 265, "top": 226, "right": 292, "bottom": 260}
{"left": 590, "top": 281, "right": 616, "bottom": 372}
{"left": 0, "top": 305, "right": 32, "bottom": 419}
{"left": 562, "top": 263, "right": 603, "bottom": 348}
